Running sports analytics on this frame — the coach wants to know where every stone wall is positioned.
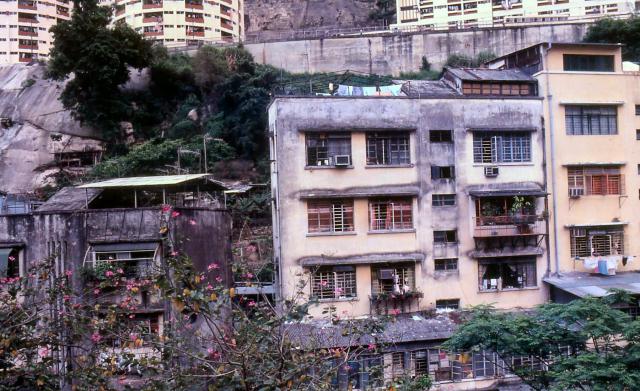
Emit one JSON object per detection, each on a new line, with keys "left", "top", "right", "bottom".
{"left": 244, "top": 22, "right": 591, "bottom": 75}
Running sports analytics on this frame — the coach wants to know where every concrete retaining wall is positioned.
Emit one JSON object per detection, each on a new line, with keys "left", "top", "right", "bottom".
{"left": 245, "top": 22, "right": 592, "bottom": 75}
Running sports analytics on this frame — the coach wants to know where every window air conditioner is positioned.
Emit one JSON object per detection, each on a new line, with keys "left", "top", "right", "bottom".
{"left": 484, "top": 166, "right": 499, "bottom": 177}
{"left": 334, "top": 155, "right": 351, "bottom": 167}
{"left": 378, "top": 269, "right": 395, "bottom": 280}
{"left": 569, "top": 188, "right": 584, "bottom": 198}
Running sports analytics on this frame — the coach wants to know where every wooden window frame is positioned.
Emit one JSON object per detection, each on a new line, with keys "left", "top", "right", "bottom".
{"left": 368, "top": 198, "right": 413, "bottom": 231}
{"left": 307, "top": 199, "right": 354, "bottom": 233}
{"left": 310, "top": 266, "right": 357, "bottom": 300}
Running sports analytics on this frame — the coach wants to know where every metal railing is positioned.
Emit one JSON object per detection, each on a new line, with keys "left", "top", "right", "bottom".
{"left": 473, "top": 215, "right": 546, "bottom": 237}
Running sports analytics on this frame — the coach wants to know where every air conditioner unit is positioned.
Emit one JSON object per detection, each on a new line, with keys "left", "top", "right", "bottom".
{"left": 378, "top": 269, "right": 395, "bottom": 280}
{"left": 569, "top": 188, "right": 584, "bottom": 198}
{"left": 484, "top": 166, "right": 499, "bottom": 177}
{"left": 334, "top": 155, "right": 351, "bottom": 167}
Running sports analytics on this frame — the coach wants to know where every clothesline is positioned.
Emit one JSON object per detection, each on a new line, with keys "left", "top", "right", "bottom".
{"left": 335, "top": 84, "right": 403, "bottom": 97}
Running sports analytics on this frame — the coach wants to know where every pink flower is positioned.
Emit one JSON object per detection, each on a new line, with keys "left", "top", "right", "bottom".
{"left": 65, "top": 270, "right": 73, "bottom": 277}
{"left": 91, "top": 332, "right": 102, "bottom": 343}
{"left": 247, "top": 300, "right": 256, "bottom": 307}
{"left": 8, "top": 256, "right": 15, "bottom": 262}
{"left": 206, "top": 284, "right": 214, "bottom": 291}
{"left": 161, "top": 204, "right": 172, "bottom": 213}
{"left": 215, "top": 276, "right": 223, "bottom": 283}
{"left": 116, "top": 268, "right": 124, "bottom": 274}
{"left": 105, "top": 271, "right": 114, "bottom": 277}
{"left": 367, "top": 343, "right": 376, "bottom": 351}
{"left": 171, "top": 211, "right": 180, "bottom": 218}
{"left": 63, "top": 295, "right": 71, "bottom": 302}
{"left": 170, "top": 251, "right": 178, "bottom": 257}
{"left": 189, "top": 219, "right": 197, "bottom": 225}
{"left": 93, "top": 288, "right": 100, "bottom": 295}
{"left": 38, "top": 347, "right": 49, "bottom": 357}
{"left": 129, "top": 333, "right": 138, "bottom": 342}
{"left": 207, "top": 263, "right": 219, "bottom": 271}
{"left": 320, "top": 280, "right": 328, "bottom": 287}
{"left": 390, "top": 308, "right": 401, "bottom": 316}
{"left": 245, "top": 272, "right": 254, "bottom": 279}
{"left": 207, "top": 349, "right": 221, "bottom": 360}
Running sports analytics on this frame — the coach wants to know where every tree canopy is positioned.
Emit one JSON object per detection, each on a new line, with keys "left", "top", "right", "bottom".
{"left": 444, "top": 294, "right": 640, "bottom": 391}
{"left": 584, "top": 17, "right": 640, "bottom": 62}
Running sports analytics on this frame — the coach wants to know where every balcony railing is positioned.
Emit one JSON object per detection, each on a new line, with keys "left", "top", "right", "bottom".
{"left": 142, "top": 1, "right": 163, "bottom": 9}
{"left": 19, "top": 44, "right": 38, "bottom": 49}
{"left": 18, "top": 2, "right": 37, "bottom": 10}
{"left": 18, "top": 17, "right": 38, "bottom": 23}
{"left": 220, "top": 21, "right": 233, "bottom": 30}
{"left": 18, "top": 30, "right": 38, "bottom": 37}
{"left": 185, "top": 1, "right": 203, "bottom": 9}
{"left": 185, "top": 16, "right": 204, "bottom": 23}
{"left": 370, "top": 290, "right": 423, "bottom": 315}
{"left": 144, "top": 30, "right": 163, "bottom": 36}
{"left": 474, "top": 215, "right": 546, "bottom": 237}
{"left": 143, "top": 16, "right": 163, "bottom": 23}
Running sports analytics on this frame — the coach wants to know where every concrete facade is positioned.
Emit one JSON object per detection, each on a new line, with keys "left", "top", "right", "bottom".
{"left": 393, "top": 0, "right": 635, "bottom": 30}
{"left": 109, "top": 0, "right": 244, "bottom": 45}
{"left": 0, "top": 0, "right": 71, "bottom": 65}
{"left": 244, "top": 21, "right": 591, "bottom": 76}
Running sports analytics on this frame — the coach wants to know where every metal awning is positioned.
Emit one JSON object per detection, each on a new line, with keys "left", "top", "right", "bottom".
{"left": 564, "top": 222, "right": 628, "bottom": 228}
{"left": 77, "top": 174, "right": 227, "bottom": 189}
{"left": 298, "top": 185, "right": 419, "bottom": 199}
{"left": 469, "top": 247, "right": 544, "bottom": 259}
{"left": 469, "top": 189, "right": 547, "bottom": 197}
{"left": 545, "top": 272, "right": 640, "bottom": 298}
{"left": 562, "top": 162, "right": 625, "bottom": 167}
{"left": 467, "top": 127, "right": 537, "bottom": 132}
{"left": 559, "top": 101, "right": 624, "bottom": 106}
{"left": 91, "top": 242, "right": 159, "bottom": 252}
{"left": 299, "top": 252, "right": 425, "bottom": 267}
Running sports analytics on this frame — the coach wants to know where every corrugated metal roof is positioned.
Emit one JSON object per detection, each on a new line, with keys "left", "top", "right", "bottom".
{"left": 445, "top": 67, "right": 535, "bottom": 82}
{"left": 564, "top": 222, "right": 628, "bottom": 228}
{"left": 37, "top": 187, "right": 102, "bottom": 212}
{"left": 544, "top": 271, "right": 640, "bottom": 298}
{"left": 77, "top": 174, "right": 214, "bottom": 189}
{"left": 400, "top": 80, "right": 459, "bottom": 97}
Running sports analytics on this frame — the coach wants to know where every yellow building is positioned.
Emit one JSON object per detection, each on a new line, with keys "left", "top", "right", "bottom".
{"left": 393, "top": 0, "right": 636, "bottom": 30}
{"left": 0, "top": 0, "right": 72, "bottom": 65}
{"left": 110, "top": 0, "right": 243, "bottom": 46}
{"left": 489, "top": 42, "right": 640, "bottom": 309}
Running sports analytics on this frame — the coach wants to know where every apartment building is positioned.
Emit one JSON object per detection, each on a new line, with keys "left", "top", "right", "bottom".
{"left": 393, "top": 0, "right": 636, "bottom": 30}
{"left": 109, "top": 0, "right": 243, "bottom": 46}
{"left": 488, "top": 43, "right": 640, "bottom": 306}
{"left": 0, "top": 0, "right": 72, "bottom": 65}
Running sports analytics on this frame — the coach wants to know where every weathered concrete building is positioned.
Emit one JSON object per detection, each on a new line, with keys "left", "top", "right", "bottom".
{"left": 269, "top": 68, "right": 549, "bottom": 388}
{"left": 0, "top": 174, "right": 232, "bottom": 366}
{"left": 488, "top": 42, "right": 640, "bottom": 308}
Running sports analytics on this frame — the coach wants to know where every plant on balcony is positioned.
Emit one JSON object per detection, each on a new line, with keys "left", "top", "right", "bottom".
{"left": 510, "top": 196, "right": 536, "bottom": 225}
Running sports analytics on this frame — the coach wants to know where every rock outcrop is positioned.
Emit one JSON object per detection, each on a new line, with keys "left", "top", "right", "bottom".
{"left": 0, "top": 64, "right": 103, "bottom": 193}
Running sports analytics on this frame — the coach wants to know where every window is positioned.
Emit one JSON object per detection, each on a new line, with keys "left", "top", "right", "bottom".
{"left": 105, "top": 313, "right": 161, "bottom": 348}
{"left": 366, "top": 132, "right": 410, "bottom": 165}
{"left": 369, "top": 198, "right": 413, "bottom": 231}
{"left": 434, "top": 230, "right": 457, "bottom": 244}
{"left": 334, "top": 356, "right": 383, "bottom": 390}
{"left": 87, "top": 242, "right": 158, "bottom": 278}
{"left": 430, "top": 130, "right": 452, "bottom": 143}
{"left": 0, "top": 247, "right": 20, "bottom": 279}
{"left": 636, "top": 105, "right": 640, "bottom": 115}
{"left": 570, "top": 226, "right": 624, "bottom": 257}
{"left": 391, "top": 352, "right": 406, "bottom": 378}
{"left": 563, "top": 54, "right": 614, "bottom": 72}
{"left": 462, "top": 82, "right": 532, "bottom": 96}
{"left": 434, "top": 258, "right": 458, "bottom": 272}
{"left": 636, "top": 129, "right": 640, "bottom": 140}
{"left": 473, "top": 132, "right": 531, "bottom": 163}
{"left": 311, "top": 266, "right": 356, "bottom": 300}
{"left": 431, "top": 165, "right": 455, "bottom": 179}
{"left": 568, "top": 166, "right": 623, "bottom": 195}
{"left": 472, "top": 351, "right": 496, "bottom": 378}
{"left": 306, "top": 133, "right": 351, "bottom": 167}
{"left": 479, "top": 258, "right": 537, "bottom": 291}
{"left": 436, "top": 299, "right": 460, "bottom": 311}
{"left": 307, "top": 199, "right": 354, "bottom": 233}
{"left": 371, "top": 265, "right": 415, "bottom": 294}
{"left": 565, "top": 105, "right": 617, "bottom": 135}
{"left": 432, "top": 194, "right": 456, "bottom": 207}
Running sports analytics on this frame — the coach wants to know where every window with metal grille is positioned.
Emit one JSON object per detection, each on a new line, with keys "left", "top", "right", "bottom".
{"left": 366, "top": 132, "right": 410, "bottom": 165}
{"left": 434, "top": 230, "right": 457, "bottom": 244}
{"left": 368, "top": 198, "right": 413, "bottom": 231}
{"left": 306, "top": 133, "right": 351, "bottom": 166}
{"left": 307, "top": 199, "right": 354, "bottom": 233}
{"left": 478, "top": 258, "right": 537, "bottom": 291}
{"left": 461, "top": 82, "right": 533, "bottom": 96}
{"left": 0, "top": 247, "right": 20, "bottom": 279}
{"left": 310, "top": 266, "right": 356, "bottom": 300}
{"left": 436, "top": 299, "right": 460, "bottom": 311}
{"left": 431, "top": 166, "right": 455, "bottom": 179}
{"left": 565, "top": 105, "right": 617, "bottom": 135}
{"left": 434, "top": 258, "right": 458, "bottom": 272}
{"left": 472, "top": 351, "right": 496, "bottom": 378}
{"left": 563, "top": 54, "right": 614, "bottom": 72}
{"left": 88, "top": 243, "right": 159, "bottom": 278}
{"left": 432, "top": 194, "right": 456, "bottom": 207}
{"left": 567, "top": 167, "right": 623, "bottom": 195}
{"left": 391, "top": 352, "right": 406, "bottom": 378}
{"left": 570, "top": 227, "right": 624, "bottom": 257}
{"left": 473, "top": 132, "right": 531, "bottom": 163}
{"left": 371, "top": 265, "right": 415, "bottom": 294}
{"left": 430, "top": 130, "right": 453, "bottom": 143}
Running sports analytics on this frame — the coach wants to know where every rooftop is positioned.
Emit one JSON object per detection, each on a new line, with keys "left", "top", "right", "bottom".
{"left": 444, "top": 67, "right": 535, "bottom": 82}
{"left": 77, "top": 174, "right": 225, "bottom": 189}
{"left": 544, "top": 271, "right": 640, "bottom": 298}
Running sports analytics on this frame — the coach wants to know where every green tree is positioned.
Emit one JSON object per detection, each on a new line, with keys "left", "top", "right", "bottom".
{"left": 584, "top": 17, "right": 640, "bottom": 62}
{"left": 444, "top": 294, "right": 640, "bottom": 390}
{"left": 48, "top": 0, "right": 152, "bottom": 143}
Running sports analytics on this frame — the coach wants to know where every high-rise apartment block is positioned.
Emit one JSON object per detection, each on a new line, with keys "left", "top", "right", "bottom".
{"left": 393, "top": 0, "right": 636, "bottom": 30}
{"left": 0, "top": 0, "right": 72, "bottom": 65}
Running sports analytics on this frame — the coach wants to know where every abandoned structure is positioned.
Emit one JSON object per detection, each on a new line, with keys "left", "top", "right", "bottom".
{"left": 0, "top": 174, "right": 232, "bottom": 368}
{"left": 488, "top": 43, "right": 640, "bottom": 308}
{"left": 269, "top": 67, "right": 550, "bottom": 389}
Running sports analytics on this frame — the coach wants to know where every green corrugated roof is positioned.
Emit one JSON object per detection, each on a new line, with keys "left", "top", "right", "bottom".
{"left": 77, "top": 174, "right": 212, "bottom": 189}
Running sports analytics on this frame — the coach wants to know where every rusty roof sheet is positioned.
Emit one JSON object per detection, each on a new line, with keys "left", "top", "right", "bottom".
{"left": 37, "top": 187, "right": 102, "bottom": 212}
{"left": 445, "top": 67, "right": 535, "bottom": 82}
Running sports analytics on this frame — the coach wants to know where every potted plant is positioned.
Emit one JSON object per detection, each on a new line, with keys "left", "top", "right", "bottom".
{"left": 511, "top": 196, "right": 536, "bottom": 224}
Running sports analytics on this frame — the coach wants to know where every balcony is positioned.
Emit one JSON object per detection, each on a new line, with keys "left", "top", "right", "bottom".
{"left": 18, "top": 17, "right": 38, "bottom": 24}
{"left": 220, "top": 21, "right": 233, "bottom": 30}
{"left": 18, "top": 43, "right": 38, "bottom": 50}
{"left": 433, "top": 242, "right": 459, "bottom": 258}
{"left": 18, "top": 30, "right": 38, "bottom": 37}
{"left": 186, "top": 30, "right": 204, "bottom": 37}
{"left": 474, "top": 215, "right": 546, "bottom": 237}
{"left": 185, "top": 1, "right": 203, "bottom": 9}
{"left": 18, "top": 2, "right": 37, "bottom": 10}
{"left": 144, "top": 30, "right": 163, "bottom": 36}
{"left": 220, "top": 0, "right": 231, "bottom": 4}
{"left": 142, "top": 1, "right": 163, "bottom": 9}
{"left": 220, "top": 10, "right": 231, "bottom": 18}
{"left": 370, "top": 290, "right": 423, "bottom": 315}
{"left": 143, "top": 16, "right": 163, "bottom": 23}
{"left": 185, "top": 16, "right": 204, "bottom": 23}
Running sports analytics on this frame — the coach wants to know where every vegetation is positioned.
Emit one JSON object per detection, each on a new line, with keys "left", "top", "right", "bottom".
{"left": 444, "top": 293, "right": 640, "bottom": 390}
{"left": 369, "top": 0, "right": 396, "bottom": 26}
{"left": 398, "top": 56, "right": 441, "bottom": 80}
{"left": 445, "top": 51, "right": 496, "bottom": 68}
{"left": 584, "top": 17, "right": 640, "bottom": 62}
